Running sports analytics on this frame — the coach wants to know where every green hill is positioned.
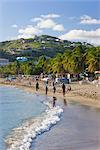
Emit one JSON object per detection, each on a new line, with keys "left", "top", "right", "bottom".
{"left": 0, "top": 35, "right": 93, "bottom": 61}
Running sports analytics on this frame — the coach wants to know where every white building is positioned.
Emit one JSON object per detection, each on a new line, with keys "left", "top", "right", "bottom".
{"left": 0, "top": 58, "right": 9, "bottom": 66}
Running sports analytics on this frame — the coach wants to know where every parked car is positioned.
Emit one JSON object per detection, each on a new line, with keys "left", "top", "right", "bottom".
{"left": 55, "top": 77, "right": 69, "bottom": 84}
{"left": 6, "top": 76, "right": 16, "bottom": 81}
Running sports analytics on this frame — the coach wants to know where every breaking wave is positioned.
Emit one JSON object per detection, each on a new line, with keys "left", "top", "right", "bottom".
{"left": 5, "top": 101, "right": 63, "bottom": 150}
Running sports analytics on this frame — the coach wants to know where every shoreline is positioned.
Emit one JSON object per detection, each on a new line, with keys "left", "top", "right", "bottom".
{"left": 0, "top": 80, "right": 100, "bottom": 109}
{"left": 1, "top": 81, "right": 100, "bottom": 150}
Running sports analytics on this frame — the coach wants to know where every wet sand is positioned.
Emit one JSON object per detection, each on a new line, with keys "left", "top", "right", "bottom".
{"left": 31, "top": 102, "right": 100, "bottom": 150}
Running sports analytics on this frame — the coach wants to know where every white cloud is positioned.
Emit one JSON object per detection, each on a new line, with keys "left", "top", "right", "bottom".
{"left": 18, "top": 25, "right": 42, "bottom": 39}
{"left": 17, "top": 13, "right": 64, "bottom": 39}
{"left": 17, "top": 34, "right": 35, "bottom": 39}
{"left": 31, "top": 13, "right": 60, "bottom": 22}
{"left": 53, "top": 24, "right": 65, "bottom": 31}
{"left": 30, "top": 13, "right": 64, "bottom": 32}
{"left": 37, "top": 19, "right": 56, "bottom": 29}
{"left": 80, "top": 15, "right": 100, "bottom": 24}
{"left": 41, "top": 13, "right": 60, "bottom": 19}
{"left": 37, "top": 18, "right": 65, "bottom": 31}
{"left": 11, "top": 24, "right": 18, "bottom": 28}
{"left": 18, "top": 25, "right": 42, "bottom": 35}
{"left": 59, "top": 28, "right": 100, "bottom": 45}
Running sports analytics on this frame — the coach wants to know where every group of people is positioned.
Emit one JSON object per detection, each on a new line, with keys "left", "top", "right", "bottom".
{"left": 35, "top": 79, "right": 71, "bottom": 107}
{"left": 36, "top": 79, "right": 71, "bottom": 95}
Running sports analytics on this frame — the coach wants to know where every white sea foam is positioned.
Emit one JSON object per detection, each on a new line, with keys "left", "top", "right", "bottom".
{"left": 5, "top": 101, "right": 63, "bottom": 150}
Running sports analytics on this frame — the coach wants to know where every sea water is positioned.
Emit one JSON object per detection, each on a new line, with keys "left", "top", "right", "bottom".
{"left": 0, "top": 86, "right": 63, "bottom": 150}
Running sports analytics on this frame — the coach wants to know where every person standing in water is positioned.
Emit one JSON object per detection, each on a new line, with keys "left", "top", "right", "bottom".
{"left": 62, "top": 83, "right": 66, "bottom": 96}
{"left": 63, "top": 98, "right": 67, "bottom": 106}
{"left": 53, "top": 96, "right": 57, "bottom": 107}
{"left": 36, "top": 79, "right": 39, "bottom": 91}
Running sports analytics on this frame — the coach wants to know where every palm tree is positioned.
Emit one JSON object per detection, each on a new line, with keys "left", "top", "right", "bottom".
{"left": 86, "top": 47, "right": 100, "bottom": 73}
{"left": 62, "top": 50, "right": 72, "bottom": 73}
{"left": 63, "top": 46, "right": 85, "bottom": 74}
{"left": 51, "top": 53, "right": 65, "bottom": 74}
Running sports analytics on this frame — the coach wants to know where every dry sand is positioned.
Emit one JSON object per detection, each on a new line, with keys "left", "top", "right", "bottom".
{"left": 0, "top": 78, "right": 100, "bottom": 108}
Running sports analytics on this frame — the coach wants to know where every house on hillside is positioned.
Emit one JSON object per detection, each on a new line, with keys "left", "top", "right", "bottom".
{"left": 0, "top": 58, "right": 10, "bottom": 66}
{"left": 17, "top": 48, "right": 32, "bottom": 54}
{"left": 41, "top": 41, "right": 46, "bottom": 44}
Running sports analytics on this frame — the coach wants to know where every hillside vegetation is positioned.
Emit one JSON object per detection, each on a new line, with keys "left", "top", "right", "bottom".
{"left": 0, "top": 35, "right": 93, "bottom": 61}
{"left": 0, "top": 35, "right": 99, "bottom": 76}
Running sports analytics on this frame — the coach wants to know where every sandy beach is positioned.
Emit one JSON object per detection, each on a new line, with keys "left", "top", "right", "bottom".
{"left": 0, "top": 78, "right": 100, "bottom": 150}
{"left": 0, "top": 78, "right": 100, "bottom": 108}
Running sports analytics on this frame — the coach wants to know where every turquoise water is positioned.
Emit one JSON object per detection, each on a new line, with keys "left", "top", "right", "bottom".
{"left": 0, "top": 86, "right": 46, "bottom": 150}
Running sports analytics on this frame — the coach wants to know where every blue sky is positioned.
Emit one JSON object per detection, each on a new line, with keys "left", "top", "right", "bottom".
{"left": 0, "top": 0, "right": 100, "bottom": 45}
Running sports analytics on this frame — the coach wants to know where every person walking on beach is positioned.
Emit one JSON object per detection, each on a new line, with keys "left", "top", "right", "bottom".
{"left": 46, "top": 85, "right": 48, "bottom": 95}
{"left": 45, "top": 79, "right": 49, "bottom": 95}
{"left": 62, "top": 83, "right": 66, "bottom": 96}
{"left": 52, "top": 81, "right": 56, "bottom": 94}
{"left": 52, "top": 81, "right": 55, "bottom": 87}
{"left": 46, "top": 80, "right": 48, "bottom": 85}
{"left": 36, "top": 80, "right": 39, "bottom": 91}
{"left": 53, "top": 86, "right": 56, "bottom": 94}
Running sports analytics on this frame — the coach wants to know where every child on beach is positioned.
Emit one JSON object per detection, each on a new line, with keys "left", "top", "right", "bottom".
{"left": 67, "top": 85, "right": 71, "bottom": 92}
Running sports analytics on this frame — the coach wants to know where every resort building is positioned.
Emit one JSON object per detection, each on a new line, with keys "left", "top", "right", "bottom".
{"left": 16, "top": 57, "right": 28, "bottom": 62}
